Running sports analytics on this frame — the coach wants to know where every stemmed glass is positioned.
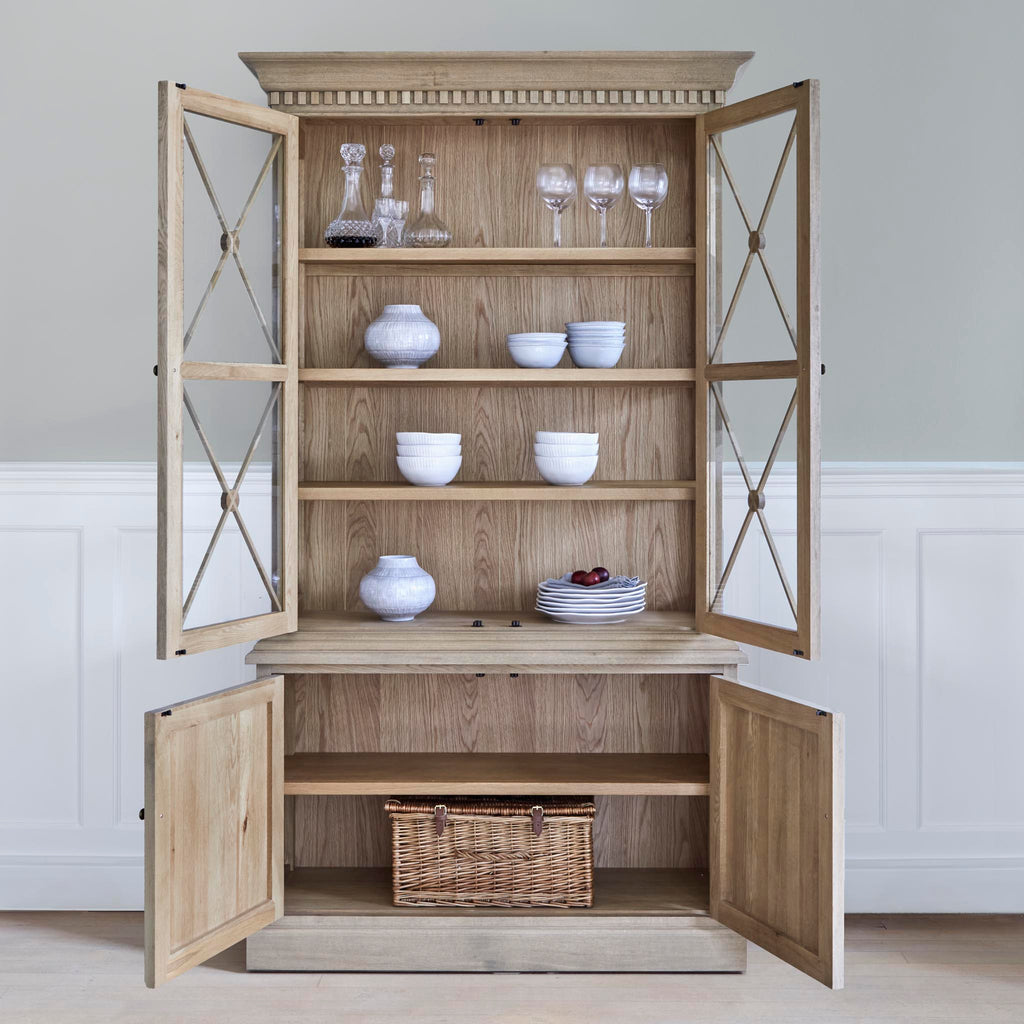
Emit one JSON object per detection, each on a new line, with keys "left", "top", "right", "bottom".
{"left": 628, "top": 164, "right": 669, "bottom": 247}
{"left": 536, "top": 164, "right": 576, "bottom": 247}
{"left": 583, "top": 164, "right": 624, "bottom": 247}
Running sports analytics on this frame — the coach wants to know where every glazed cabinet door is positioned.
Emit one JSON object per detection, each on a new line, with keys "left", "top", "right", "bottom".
{"left": 144, "top": 676, "right": 284, "bottom": 987}
{"left": 157, "top": 82, "right": 299, "bottom": 658}
{"left": 710, "top": 676, "right": 844, "bottom": 989}
{"left": 696, "top": 81, "right": 821, "bottom": 658}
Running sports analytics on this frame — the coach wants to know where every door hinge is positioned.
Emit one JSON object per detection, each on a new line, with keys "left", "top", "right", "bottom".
{"left": 175, "top": 82, "right": 187, "bottom": 90}
{"left": 153, "top": 364, "right": 158, "bottom": 376}
{"left": 821, "top": 363, "right": 826, "bottom": 375}
{"left": 138, "top": 808, "right": 144, "bottom": 820}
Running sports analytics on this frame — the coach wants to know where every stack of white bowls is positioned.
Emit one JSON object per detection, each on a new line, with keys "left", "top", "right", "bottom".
{"left": 534, "top": 430, "right": 598, "bottom": 486}
{"left": 536, "top": 573, "right": 647, "bottom": 624}
{"left": 507, "top": 332, "right": 567, "bottom": 368}
{"left": 566, "top": 321, "right": 627, "bottom": 368}
{"left": 396, "top": 431, "right": 462, "bottom": 486}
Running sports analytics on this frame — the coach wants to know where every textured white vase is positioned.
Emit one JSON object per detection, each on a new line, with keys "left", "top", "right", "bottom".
{"left": 358, "top": 555, "right": 436, "bottom": 621}
{"left": 364, "top": 304, "right": 440, "bottom": 369}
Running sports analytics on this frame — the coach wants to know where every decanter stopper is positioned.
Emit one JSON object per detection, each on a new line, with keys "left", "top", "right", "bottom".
{"left": 379, "top": 144, "right": 395, "bottom": 199}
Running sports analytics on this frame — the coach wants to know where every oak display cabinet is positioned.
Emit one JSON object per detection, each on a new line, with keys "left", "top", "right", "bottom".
{"left": 146, "top": 52, "right": 841, "bottom": 990}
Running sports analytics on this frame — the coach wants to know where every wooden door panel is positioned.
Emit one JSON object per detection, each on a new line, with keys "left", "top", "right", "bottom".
{"left": 145, "top": 676, "right": 284, "bottom": 987}
{"left": 710, "top": 676, "right": 843, "bottom": 988}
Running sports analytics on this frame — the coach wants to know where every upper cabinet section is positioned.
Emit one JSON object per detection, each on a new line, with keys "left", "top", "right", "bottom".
{"left": 239, "top": 50, "right": 754, "bottom": 118}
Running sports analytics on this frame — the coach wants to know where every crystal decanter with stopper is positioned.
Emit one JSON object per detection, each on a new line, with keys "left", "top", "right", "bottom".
{"left": 371, "top": 144, "right": 407, "bottom": 248}
{"left": 404, "top": 153, "right": 452, "bottom": 248}
{"left": 324, "top": 143, "right": 376, "bottom": 247}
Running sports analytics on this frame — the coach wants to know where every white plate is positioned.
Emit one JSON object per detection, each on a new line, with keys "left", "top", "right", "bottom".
{"left": 536, "top": 596, "right": 646, "bottom": 608}
{"left": 535, "top": 606, "right": 646, "bottom": 625}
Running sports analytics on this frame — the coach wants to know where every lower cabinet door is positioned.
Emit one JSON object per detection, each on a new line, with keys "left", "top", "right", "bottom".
{"left": 144, "top": 676, "right": 284, "bottom": 987}
{"left": 709, "top": 676, "right": 845, "bottom": 989}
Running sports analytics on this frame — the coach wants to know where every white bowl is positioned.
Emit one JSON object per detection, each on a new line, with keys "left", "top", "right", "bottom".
{"left": 535, "top": 431, "right": 599, "bottom": 445}
{"left": 396, "top": 455, "right": 462, "bottom": 486}
{"left": 396, "top": 444, "right": 462, "bottom": 457}
{"left": 396, "top": 432, "right": 461, "bottom": 446}
{"left": 506, "top": 339, "right": 567, "bottom": 369}
{"left": 565, "top": 321, "right": 626, "bottom": 329}
{"left": 534, "top": 454, "right": 598, "bottom": 486}
{"left": 533, "top": 442, "right": 599, "bottom": 457}
{"left": 569, "top": 342, "right": 626, "bottom": 368}
{"left": 507, "top": 332, "right": 567, "bottom": 343}
{"left": 566, "top": 330, "right": 626, "bottom": 340}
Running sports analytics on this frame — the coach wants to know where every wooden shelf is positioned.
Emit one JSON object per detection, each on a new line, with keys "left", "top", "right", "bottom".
{"left": 284, "top": 752, "right": 709, "bottom": 796}
{"left": 299, "top": 367, "right": 696, "bottom": 386}
{"left": 300, "top": 246, "right": 696, "bottom": 268}
{"left": 281, "top": 867, "right": 711, "bottom": 918}
{"left": 298, "top": 480, "right": 696, "bottom": 501}
{"left": 247, "top": 610, "right": 746, "bottom": 674}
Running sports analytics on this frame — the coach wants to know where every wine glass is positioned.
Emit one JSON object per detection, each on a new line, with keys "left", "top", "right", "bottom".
{"left": 536, "top": 164, "right": 576, "bottom": 247}
{"left": 628, "top": 164, "right": 669, "bottom": 247}
{"left": 583, "top": 164, "right": 624, "bottom": 247}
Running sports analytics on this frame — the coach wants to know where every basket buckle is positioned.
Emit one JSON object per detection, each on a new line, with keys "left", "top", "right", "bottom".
{"left": 531, "top": 805, "right": 544, "bottom": 836}
{"left": 434, "top": 803, "right": 448, "bottom": 837}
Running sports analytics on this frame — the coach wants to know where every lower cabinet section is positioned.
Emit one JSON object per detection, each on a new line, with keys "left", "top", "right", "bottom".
{"left": 245, "top": 867, "right": 746, "bottom": 973}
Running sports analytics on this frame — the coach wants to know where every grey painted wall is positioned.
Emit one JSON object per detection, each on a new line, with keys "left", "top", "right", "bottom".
{"left": 2, "top": 0, "right": 1022, "bottom": 461}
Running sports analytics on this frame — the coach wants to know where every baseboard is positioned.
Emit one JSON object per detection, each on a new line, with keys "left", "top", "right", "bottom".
{"left": 0, "top": 857, "right": 143, "bottom": 911}
{"left": 847, "top": 857, "right": 1024, "bottom": 913}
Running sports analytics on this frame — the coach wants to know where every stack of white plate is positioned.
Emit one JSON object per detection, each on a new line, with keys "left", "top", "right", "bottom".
{"left": 534, "top": 430, "right": 598, "bottom": 485}
{"left": 565, "top": 321, "right": 626, "bottom": 368}
{"left": 507, "top": 332, "right": 567, "bottom": 368}
{"left": 536, "top": 573, "right": 647, "bottom": 624}
{"left": 396, "top": 431, "right": 462, "bottom": 486}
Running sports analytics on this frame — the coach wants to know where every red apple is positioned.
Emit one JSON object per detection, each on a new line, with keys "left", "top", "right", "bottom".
{"left": 591, "top": 566, "right": 610, "bottom": 582}
{"left": 580, "top": 570, "right": 602, "bottom": 587}
{"left": 570, "top": 570, "right": 589, "bottom": 585}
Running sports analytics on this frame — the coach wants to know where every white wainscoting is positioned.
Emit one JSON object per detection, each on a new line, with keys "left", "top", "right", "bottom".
{"left": 1, "top": 462, "right": 1022, "bottom": 912}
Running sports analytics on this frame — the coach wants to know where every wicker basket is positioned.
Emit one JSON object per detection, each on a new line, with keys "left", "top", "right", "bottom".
{"left": 385, "top": 796, "right": 596, "bottom": 908}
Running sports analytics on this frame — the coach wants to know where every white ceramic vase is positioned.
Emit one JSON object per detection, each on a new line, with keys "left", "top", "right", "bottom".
{"left": 358, "top": 555, "right": 436, "bottom": 621}
{"left": 363, "top": 304, "right": 440, "bottom": 368}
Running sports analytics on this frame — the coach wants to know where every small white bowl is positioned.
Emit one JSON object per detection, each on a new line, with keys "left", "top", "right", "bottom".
{"left": 396, "top": 444, "right": 462, "bottom": 457}
{"left": 507, "top": 332, "right": 567, "bottom": 343}
{"left": 396, "top": 432, "right": 461, "bottom": 446}
{"left": 396, "top": 455, "right": 462, "bottom": 486}
{"left": 568, "top": 343, "right": 626, "bottom": 368}
{"left": 506, "top": 338, "right": 567, "bottom": 369}
{"left": 534, "top": 442, "right": 599, "bottom": 457}
{"left": 535, "top": 431, "right": 599, "bottom": 445}
{"left": 534, "top": 454, "right": 599, "bottom": 486}
{"left": 565, "top": 321, "right": 626, "bottom": 329}
{"left": 566, "top": 330, "right": 626, "bottom": 340}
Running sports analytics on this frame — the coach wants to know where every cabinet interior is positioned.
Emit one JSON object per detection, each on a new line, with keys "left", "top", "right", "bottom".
{"left": 290, "top": 113, "right": 706, "bottom": 903}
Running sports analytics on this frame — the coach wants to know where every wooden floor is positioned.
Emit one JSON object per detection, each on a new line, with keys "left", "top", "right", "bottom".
{"left": 1, "top": 912, "right": 1021, "bottom": 1023}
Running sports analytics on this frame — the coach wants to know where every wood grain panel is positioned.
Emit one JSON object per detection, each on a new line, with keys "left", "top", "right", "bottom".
{"left": 301, "top": 120, "right": 694, "bottom": 249}
{"left": 302, "top": 385, "right": 692, "bottom": 481}
{"left": 291, "top": 673, "right": 708, "bottom": 871}
{"left": 304, "top": 273, "right": 692, "bottom": 369}
{"left": 299, "top": 499, "right": 693, "bottom": 613}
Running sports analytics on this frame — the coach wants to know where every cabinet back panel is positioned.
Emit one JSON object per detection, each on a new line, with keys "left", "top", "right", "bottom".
{"left": 301, "top": 499, "right": 692, "bottom": 613}
{"left": 302, "top": 384, "right": 693, "bottom": 481}
{"left": 304, "top": 273, "right": 693, "bottom": 369}
{"left": 301, "top": 120, "right": 694, "bottom": 249}
{"left": 289, "top": 673, "right": 708, "bottom": 870}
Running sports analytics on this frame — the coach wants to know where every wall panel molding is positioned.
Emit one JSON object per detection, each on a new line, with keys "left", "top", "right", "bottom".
{"left": 1, "top": 462, "right": 1023, "bottom": 911}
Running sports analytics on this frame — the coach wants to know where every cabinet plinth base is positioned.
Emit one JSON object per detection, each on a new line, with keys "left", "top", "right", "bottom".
{"left": 244, "top": 867, "right": 746, "bottom": 973}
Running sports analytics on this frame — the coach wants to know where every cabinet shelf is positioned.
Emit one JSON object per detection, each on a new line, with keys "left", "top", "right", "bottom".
{"left": 280, "top": 867, "right": 711, "bottom": 918}
{"left": 300, "top": 246, "right": 696, "bottom": 271}
{"left": 298, "top": 480, "right": 696, "bottom": 501}
{"left": 246, "top": 610, "right": 746, "bottom": 674}
{"left": 284, "top": 752, "right": 709, "bottom": 796}
{"left": 299, "top": 367, "right": 696, "bottom": 386}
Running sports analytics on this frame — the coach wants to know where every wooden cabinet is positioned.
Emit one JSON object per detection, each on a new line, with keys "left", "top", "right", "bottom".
{"left": 147, "top": 52, "right": 840, "bottom": 989}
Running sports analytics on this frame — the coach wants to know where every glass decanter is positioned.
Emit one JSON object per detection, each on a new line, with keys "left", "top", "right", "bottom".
{"left": 372, "top": 143, "right": 405, "bottom": 248}
{"left": 324, "top": 143, "right": 376, "bottom": 247}
{"left": 404, "top": 153, "right": 452, "bottom": 248}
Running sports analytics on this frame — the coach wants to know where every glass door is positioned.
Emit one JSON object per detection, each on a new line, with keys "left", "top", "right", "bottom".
{"left": 157, "top": 83, "right": 298, "bottom": 658}
{"left": 696, "top": 82, "right": 820, "bottom": 659}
